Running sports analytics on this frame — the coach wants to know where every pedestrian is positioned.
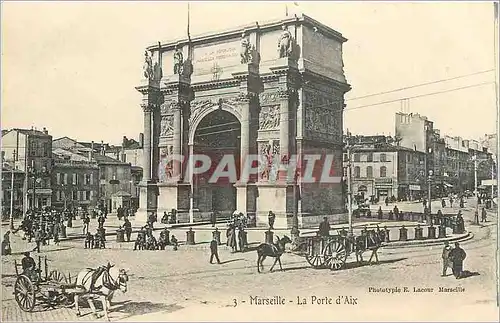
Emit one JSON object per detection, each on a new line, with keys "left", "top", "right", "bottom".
{"left": 318, "top": 217, "right": 331, "bottom": 237}
{"left": 268, "top": 211, "right": 276, "bottom": 230}
{"left": 1, "top": 231, "right": 11, "bottom": 256}
{"left": 83, "top": 214, "right": 90, "bottom": 235}
{"left": 209, "top": 238, "right": 221, "bottom": 264}
{"left": 474, "top": 210, "right": 479, "bottom": 225}
{"left": 459, "top": 197, "right": 464, "bottom": 208}
{"left": 393, "top": 205, "right": 399, "bottom": 220}
{"left": 123, "top": 217, "right": 132, "bottom": 242}
{"left": 449, "top": 196, "right": 454, "bottom": 208}
{"left": 481, "top": 207, "right": 487, "bottom": 222}
{"left": 238, "top": 227, "right": 247, "bottom": 252}
{"left": 441, "top": 198, "right": 446, "bottom": 208}
{"left": 385, "top": 196, "right": 389, "bottom": 207}
{"left": 171, "top": 235, "right": 178, "bottom": 251}
{"left": 210, "top": 211, "right": 217, "bottom": 227}
{"left": 84, "top": 232, "right": 94, "bottom": 249}
{"left": 422, "top": 198, "right": 427, "bottom": 209}
{"left": 441, "top": 241, "right": 452, "bottom": 276}
{"left": 33, "top": 229, "right": 42, "bottom": 253}
{"left": 377, "top": 206, "right": 383, "bottom": 219}
{"left": 448, "top": 242, "right": 467, "bottom": 279}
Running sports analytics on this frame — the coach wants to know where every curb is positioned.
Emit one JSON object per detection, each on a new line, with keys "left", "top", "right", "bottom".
{"left": 383, "top": 232, "right": 474, "bottom": 249}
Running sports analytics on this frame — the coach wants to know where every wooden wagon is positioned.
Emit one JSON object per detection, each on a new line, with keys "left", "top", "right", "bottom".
{"left": 295, "top": 228, "right": 384, "bottom": 270}
{"left": 13, "top": 256, "right": 77, "bottom": 312}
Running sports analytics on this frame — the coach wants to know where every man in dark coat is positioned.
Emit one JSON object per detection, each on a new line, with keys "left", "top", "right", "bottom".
{"left": 268, "top": 211, "right": 276, "bottom": 230}
{"left": 123, "top": 217, "right": 132, "bottom": 242}
{"left": 318, "top": 217, "right": 331, "bottom": 237}
{"left": 481, "top": 207, "right": 487, "bottom": 222}
{"left": 441, "top": 241, "right": 452, "bottom": 276}
{"left": 210, "top": 211, "right": 217, "bottom": 227}
{"left": 448, "top": 242, "right": 466, "bottom": 279}
{"left": 209, "top": 238, "right": 221, "bottom": 264}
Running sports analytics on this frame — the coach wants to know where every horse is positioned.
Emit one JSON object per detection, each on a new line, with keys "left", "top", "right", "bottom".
{"left": 256, "top": 235, "right": 292, "bottom": 273}
{"left": 70, "top": 263, "right": 128, "bottom": 321}
{"left": 352, "top": 229, "right": 383, "bottom": 264}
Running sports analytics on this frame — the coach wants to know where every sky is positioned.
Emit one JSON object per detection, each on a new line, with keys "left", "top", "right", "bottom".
{"left": 1, "top": 1, "right": 498, "bottom": 145}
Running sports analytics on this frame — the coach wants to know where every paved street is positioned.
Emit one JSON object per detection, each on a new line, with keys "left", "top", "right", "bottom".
{"left": 1, "top": 199, "right": 498, "bottom": 321}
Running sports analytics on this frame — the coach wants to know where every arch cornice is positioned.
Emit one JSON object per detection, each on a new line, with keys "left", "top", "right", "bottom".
{"left": 188, "top": 97, "right": 242, "bottom": 145}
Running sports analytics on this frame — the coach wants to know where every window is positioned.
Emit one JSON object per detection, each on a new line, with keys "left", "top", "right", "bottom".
{"left": 354, "top": 166, "right": 360, "bottom": 178}
{"left": 61, "top": 191, "right": 66, "bottom": 200}
{"left": 380, "top": 166, "right": 387, "bottom": 177}
{"left": 380, "top": 153, "right": 387, "bottom": 162}
{"left": 367, "top": 153, "right": 373, "bottom": 162}
{"left": 72, "top": 174, "right": 77, "bottom": 185}
{"left": 90, "top": 173, "right": 94, "bottom": 185}
{"left": 72, "top": 191, "right": 78, "bottom": 200}
{"left": 100, "top": 167, "right": 106, "bottom": 180}
{"left": 56, "top": 173, "right": 61, "bottom": 185}
{"left": 366, "top": 166, "right": 373, "bottom": 178}
{"left": 85, "top": 191, "right": 90, "bottom": 200}
{"left": 56, "top": 191, "right": 61, "bottom": 201}
{"left": 64, "top": 173, "right": 68, "bottom": 185}
{"left": 353, "top": 154, "right": 360, "bottom": 162}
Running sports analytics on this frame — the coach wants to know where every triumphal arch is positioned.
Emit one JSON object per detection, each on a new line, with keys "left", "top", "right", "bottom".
{"left": 135, "top": 14, "right": 350, "bottom": 228}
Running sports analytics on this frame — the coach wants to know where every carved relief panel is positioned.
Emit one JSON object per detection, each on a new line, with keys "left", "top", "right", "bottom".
{"left": 304, "top": 89, "right": 343, "bottom": 143}
{"left": 160, "top": 115, "right": 174, "bottom": 137}
{"left": 259, "top": 140, "right": 280, "bottom": 181}
{"left": 259, "top": 105, "right": 280, "bottom": 130}
{"left": 158, "top": 145, "right": 174, "bottom": 182}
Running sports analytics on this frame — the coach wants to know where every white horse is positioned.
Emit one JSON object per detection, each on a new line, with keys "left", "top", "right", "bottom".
{"left": 71, "top": 263, "right": 128, "bottom": 321}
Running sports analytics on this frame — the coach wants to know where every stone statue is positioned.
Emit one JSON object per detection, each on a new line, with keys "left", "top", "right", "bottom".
{"left": 240, "top": 33, "right": 251, "bottom": 64}
{"left": 277, "top": 24, "right": 294, "bottom": 58}
{"left": 143, "top": 51, "right": 153, "bottom": 80}
{"left": 173, "top": 48, "right": 184, "bottom": 75}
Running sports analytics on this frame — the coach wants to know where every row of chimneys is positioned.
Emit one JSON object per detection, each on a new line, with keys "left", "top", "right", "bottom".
{"left": 86, "top": 133, "right": 144, "bottom": 162}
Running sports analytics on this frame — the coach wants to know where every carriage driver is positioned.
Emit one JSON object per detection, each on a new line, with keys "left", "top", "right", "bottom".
{"left": 21, "top": 252, "right": 39, "bottom": 282}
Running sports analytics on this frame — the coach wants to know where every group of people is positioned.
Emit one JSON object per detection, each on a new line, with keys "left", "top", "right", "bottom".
{"left": 442, "top": 241, "right": 467, "bottom": 279}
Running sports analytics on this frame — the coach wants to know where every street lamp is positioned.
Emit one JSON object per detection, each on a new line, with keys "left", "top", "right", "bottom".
{"left": 27, "top": 160, "right": 47, "bottom": 212}
{"left": 428, "top": 170, "right": 434, "bottom": 215}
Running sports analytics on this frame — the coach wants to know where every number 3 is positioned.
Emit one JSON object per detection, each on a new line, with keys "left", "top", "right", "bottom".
{"left": 233, "top": 299, "right": 238, "bottom": 307}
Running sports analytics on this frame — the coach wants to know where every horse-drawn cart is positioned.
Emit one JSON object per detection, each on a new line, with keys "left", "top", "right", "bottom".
{"left": 296, "top": 228, "right": 384, "bottom": 271}
{"left": 13, "top": 256, "right": 76, "bottom": 312}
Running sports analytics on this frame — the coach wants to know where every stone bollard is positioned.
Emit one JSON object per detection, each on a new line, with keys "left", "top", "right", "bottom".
{"left": 384, "top": 226, "right": 390, "bottom": 243}
{"left": 265, "top": 229, "right": 274, "bottom": 244}
{"left": 399, "top": 226, "right": 408, "bottom": 241}
{"left": 60, "top": 224, "right": 67, "bottom": 239}
{"left": 427, "top": 225, "right": 436, "bottom": 239}
{"left": 116, "top": 228, "right": 125, "bottom": 242}
{"left": 414, "top": 224, "right": 423, "bottom": 240}
{"left": 186, "top": 228, "right": 195, "bottom": 245}
{"left": 438, "top": 224, "right": 447, "bottom": 239}
{"left": 212, "top": 228, "right": 221, "bottom": 245}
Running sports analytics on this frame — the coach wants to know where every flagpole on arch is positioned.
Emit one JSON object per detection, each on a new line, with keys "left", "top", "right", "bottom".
{"left": 187, "top": 2, "right": 191, "bottom": 40}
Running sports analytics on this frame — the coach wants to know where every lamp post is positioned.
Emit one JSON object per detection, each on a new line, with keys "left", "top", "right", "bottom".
{"left": 427, "top": 170, "right": 433, "bottom": 215}
{"left": 9, "top": 150, "right": 16, "bottom": 230}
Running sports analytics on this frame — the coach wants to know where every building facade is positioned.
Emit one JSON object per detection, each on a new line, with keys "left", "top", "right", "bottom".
{"left": 1, "top": 162, "right": 25, "bottom": 218}
{"left": 135, "top": 14, "right": 350, "bottom": 227}
{"left": 51, "top": 148, "right": 100, "bottom": 211}
{"left": 347, "top": 136, "right": 426, "bottom": 202}
{"left": 2, "top": 128, "right": 53, "bottom": 211}
{"left": 94, "top": 154, "right": 133, "bottom": 213}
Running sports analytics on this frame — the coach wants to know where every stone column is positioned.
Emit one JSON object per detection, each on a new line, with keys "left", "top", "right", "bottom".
{"left": 278, "top": 91, "right": 290, "bottom": 163}
{"left": 172, "top": 102, "right": 182, "bottom": 180}
{"left": 239, "top": 97, "right": 250, "bottom": 175}
{"left": 142, "top": 104, "right": 152, "bottom": 181}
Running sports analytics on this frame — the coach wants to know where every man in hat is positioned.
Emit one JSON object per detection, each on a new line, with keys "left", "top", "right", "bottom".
{"left": 448, "top": 242, "right": 467, "bottom": 279}
{"left": 441, "top": 241, "right": 452, "bottom": 276}
{"left": 21, "top": 251, "right": 38, "bottom": 281}
{"left": 481, "top": 207, "right": 487, "bottom": 223}
{"left": 318, "top": 217, "right": 331, "bottom": 237}
{"left": 209, "top": 237, "right": 221, "bottom": 264}
{"left": 268, "top": 211, "right": 276, "bottom": 230}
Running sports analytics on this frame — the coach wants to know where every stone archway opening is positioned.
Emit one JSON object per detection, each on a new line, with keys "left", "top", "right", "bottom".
{"left": 193, "top": 109, "right": 241, "bottom": 216}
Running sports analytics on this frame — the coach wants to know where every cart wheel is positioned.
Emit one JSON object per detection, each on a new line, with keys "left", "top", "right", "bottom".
{"left": 323, "top": 238, "right": 348, "bottom": 271}
{"left": 14, "top": 275, "right": 36, "bottom": 312}
{"left": 305, "top": 254, "right": 324, "bottom": 268}
{"left": 49, "top": 270, "right": 67, "bottom": 284}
